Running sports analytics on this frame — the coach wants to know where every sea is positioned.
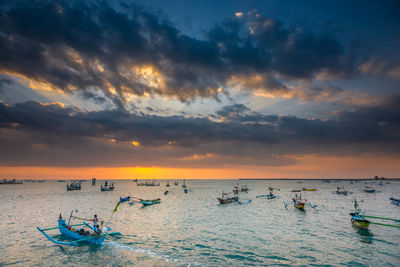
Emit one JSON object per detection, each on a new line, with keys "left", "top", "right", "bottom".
{"left": 0, "top": 179, "right": 399, "bottom": 266}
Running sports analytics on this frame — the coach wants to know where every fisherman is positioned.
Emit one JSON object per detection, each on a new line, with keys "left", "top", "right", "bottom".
{"left": 95, "top": 225, "right": 102, "bottom": 236}
{"left": 93, "top": 214, "right": 99, "bottom": 228}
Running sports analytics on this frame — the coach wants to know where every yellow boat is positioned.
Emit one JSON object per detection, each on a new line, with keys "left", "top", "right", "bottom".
{"left": 302, "top": 188, "right": 317, "bottom": 191}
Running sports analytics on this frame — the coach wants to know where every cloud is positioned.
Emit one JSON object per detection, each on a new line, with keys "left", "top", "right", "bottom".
{"left": 0, "top": 99, "right": 399, "bottom": 167}
{"left": 0, "top": 0, "right": 366, "bottom": 107}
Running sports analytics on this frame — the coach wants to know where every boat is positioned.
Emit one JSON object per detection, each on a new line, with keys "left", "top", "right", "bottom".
{"left": 37, "top": 214, "right": 121, "bottom": 246}
{"left": 217, "top": 191, "right": 239, "bottom": 204}
{"left": 66, "top": 181, "right": 81, "bottom": 191}
{"left": 238, "top": 199, "right": 252, "bottom": 204}
{"left": 302, "top": 188, "right": 317, "bottom": 191}
{"left": 350, "top": 212, "right": 370, "bottom": 229}
{"left": 332, "top": 186, "right": 352, "bottom": 195}
{"left": 363, "top": 186, "right": 376, "bottom": 193}
{"left": 164, "top": 191, "right": 169, "bottom": 195}
{"left": 136, "top": 180, "right": 160, "bottom": 186}
{"left": 58, "top": 180, "right": 66, "bottom": 182}
{"left": 350, "top": 200, "right": 370, "bottom": 229}
{"left": 166, "top": 180, "right": 170, "bottom": 187}
{"left": 268, "top": 187, "right": 280, "bottom": 191}
{"left": 0, "top": 179, "right": 23, "bottom": 184}
{"left": 182, "top": 179, "right": 186, "bottom": 188}
{"left": 390, "top": 197, "right": 400, "bottom": 206}
{"left": 184, "top": 188, "right": 188, "bottom": 194}
{"left": 291, "top": 189, "right": 301, "bottom": 192}
{"left": 240, "top": 185, "right": 249, "bottom": 192}
{"left": 292, "top": 194, "right": 305, "bottom": 210}
{"left": 92, "top": 178, "right": 96, "bottom": 186}
{"left": 101, "top": 180, "right": 114, "bottom": 191}
{"left": 174, "top": 181, "right": 178, "bottom": 186}
{"left": 257, "top": 190, "right": 277, "bottom": 199}
{"left": 140, "top": 198, "right": 161, "bottom": 206}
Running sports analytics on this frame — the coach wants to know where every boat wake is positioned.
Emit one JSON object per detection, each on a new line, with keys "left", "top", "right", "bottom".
{"left": 105, "top": 241, "right": 205, "bottom": 266}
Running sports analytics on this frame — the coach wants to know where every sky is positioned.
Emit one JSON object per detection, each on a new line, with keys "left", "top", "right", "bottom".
{"left": 0, "top": 0, "right": 400, "bottom": 179}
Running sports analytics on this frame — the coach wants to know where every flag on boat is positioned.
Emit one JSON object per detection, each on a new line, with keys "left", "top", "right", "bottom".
{"left": 113, "top": 201, "right": 121, "bottom": 213}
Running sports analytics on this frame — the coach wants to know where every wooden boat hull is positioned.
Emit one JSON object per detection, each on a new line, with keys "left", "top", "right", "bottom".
{"left": 390, "top": 197, "right": 400, "bottom": 206}
{"left": 349, "top": 214, "right": 370, "bottom": 229}
{"left": 218, "top": 197, "right": 238, "bottom": 204}
{"left": 364, "top": 189, "right": 376, "bottom": 193}
{"left": 141, "top": 198, "right": 161, "bottom": 206}
{"left": 293, "top": 199, "right": 305, "bottom": 209}
{"left": 58, "top": 219, "right": 104, "bottom": 245}
{"left": 291, "top": 189, "right": 301, "bottom": 192}
{"left": 302, "top": 188, "right": 317, "bottom": 191}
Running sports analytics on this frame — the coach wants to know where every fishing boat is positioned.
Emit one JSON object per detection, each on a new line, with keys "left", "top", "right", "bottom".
{"left": 92, "top": 178, "right": 96, "bottom": 186}
{"left": 164, "top": 190, "right": 169, "bottom": 195}
{"left": 332, "top": 186, "right": 352, "bottom": 195}
{"left": 291, "top": 189, "right": 301, "bottom": 192}
{"left": 350, "top": 200, "right": 370, "bottom": 229}
{"left": 0, "top": 179, "right": 23, "bottom": 184}
{"left": 136, "top": 180, "right": 160, "bottom": 186}
{"left": 217, "top": 191, "right": 239, "bottom": 204}
{"left": 292, "top": 194, "right": 305, "bottom": 210}
{"left": 182, "top": 179, "right": 186, "bottom": 188}
{"left": 350, "top": 212, "right": 371, "bottom": 229}
{"left": 302, "top": 188, "right": 317, "bottom": 191}
{"left": 390, "top": 197, "right": 400, "bottom": 206}
{"left": 37, "top": 214, "right": 121, "bottom": 246}
{"left": 101, "top": 180, "right": 114, "bottom": 191}
{"left": 184, "top": 188, "right": 188, "bottom": 194}
{"left": 66, "top": 181, "right": 81, "bottom": 191}
{"left": 363, "top": 186, "right": 376, "bottom": 193}
{"left": 241, "top": 185, "right": 249, "bottom": 192}
{"left": 140, "top": 198, "right": 161, "bottom": 206}
{"left": 268, "top": 187, "right": 280, "bottom": 191}
{"left": 166, "top": 180, "right": 170, "bottom": 187}
{"left": 257, "top": 189, "right": 277, "bottom": 199}
{"left": 174, "top": 181, "right": 178, "bottom": 186}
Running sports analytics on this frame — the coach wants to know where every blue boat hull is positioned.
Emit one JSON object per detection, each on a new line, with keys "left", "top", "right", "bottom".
{"left": 58, "top": 219, "right": 104, "bottom": 245}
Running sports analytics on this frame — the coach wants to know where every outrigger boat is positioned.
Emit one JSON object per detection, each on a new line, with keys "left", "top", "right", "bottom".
{"left": 390, "top": 197, "right": 400, "bottom": 206}
{"left": 136, "top": 180, "right": 160, "bottom": 186}
{"left": 256, "top": 190, "right": 277, "bottom": 199}
{"left": 363, "top": 186, "right": 376, "bottom": 193}
{"left": 140, "top": 198, "right": 161, "bottom": 206}
{"left": 268, "top": 187, "right": 280, "bottom": 191}
{"left": 332, "top": 186, "right": 352, "bottom": 195}
{"left": 174, "top": 181, "right": 178, "bottom": 186}
{"left": 291, "top": 189, "right": 301, "bottom": 192}
{"left": 101, "top": 180, "right": 114, "bottom": 191}
{"left": 182, "top": 179, "right": 187, "bottom": 188}
{"left": 166, "top": 180, "right": 170, "bottom": 187}
{"left": 0, "top": 179, "right": 23, "bottom": 184}
{"left": 240, "top": 185, "right": 249, "bottom": 192}
{"left": 292, "top": 194, "right": 306, "bottom": 210}
{"left": 302, "top": 188, "right": 317, "bottom": 191}
{"left": 66, "top": 181, "right": 81, "bottom": 191}
{"left": 218, "top": 191, "right": 239, "bottom": 204}
{"left": 350, "top": 200, "right": 400, "bottom": 229}
{"left": 37, "top": 213, "right": 121, "bottom": 246}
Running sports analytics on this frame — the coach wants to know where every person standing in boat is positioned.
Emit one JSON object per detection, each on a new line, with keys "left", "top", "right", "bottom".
{"left": 93, "top": 214, "right": 99, "bottom": 228}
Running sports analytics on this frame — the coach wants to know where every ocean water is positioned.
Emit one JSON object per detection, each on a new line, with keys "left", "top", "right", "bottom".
{"left": 0, "top": 179, "right": 399, "bottom": 266}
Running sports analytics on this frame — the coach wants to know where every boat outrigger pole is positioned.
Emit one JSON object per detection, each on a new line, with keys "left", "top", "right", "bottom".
{"left": 363, "top": 215, "right": 400, "bottom": 228}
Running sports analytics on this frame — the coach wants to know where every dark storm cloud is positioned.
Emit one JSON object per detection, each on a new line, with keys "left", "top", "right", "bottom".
{"left": 0, "top": 98, "right": 399, "bottom": 166}
{"left": 0, "top": 0, "right": 365, "bottom": 106}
